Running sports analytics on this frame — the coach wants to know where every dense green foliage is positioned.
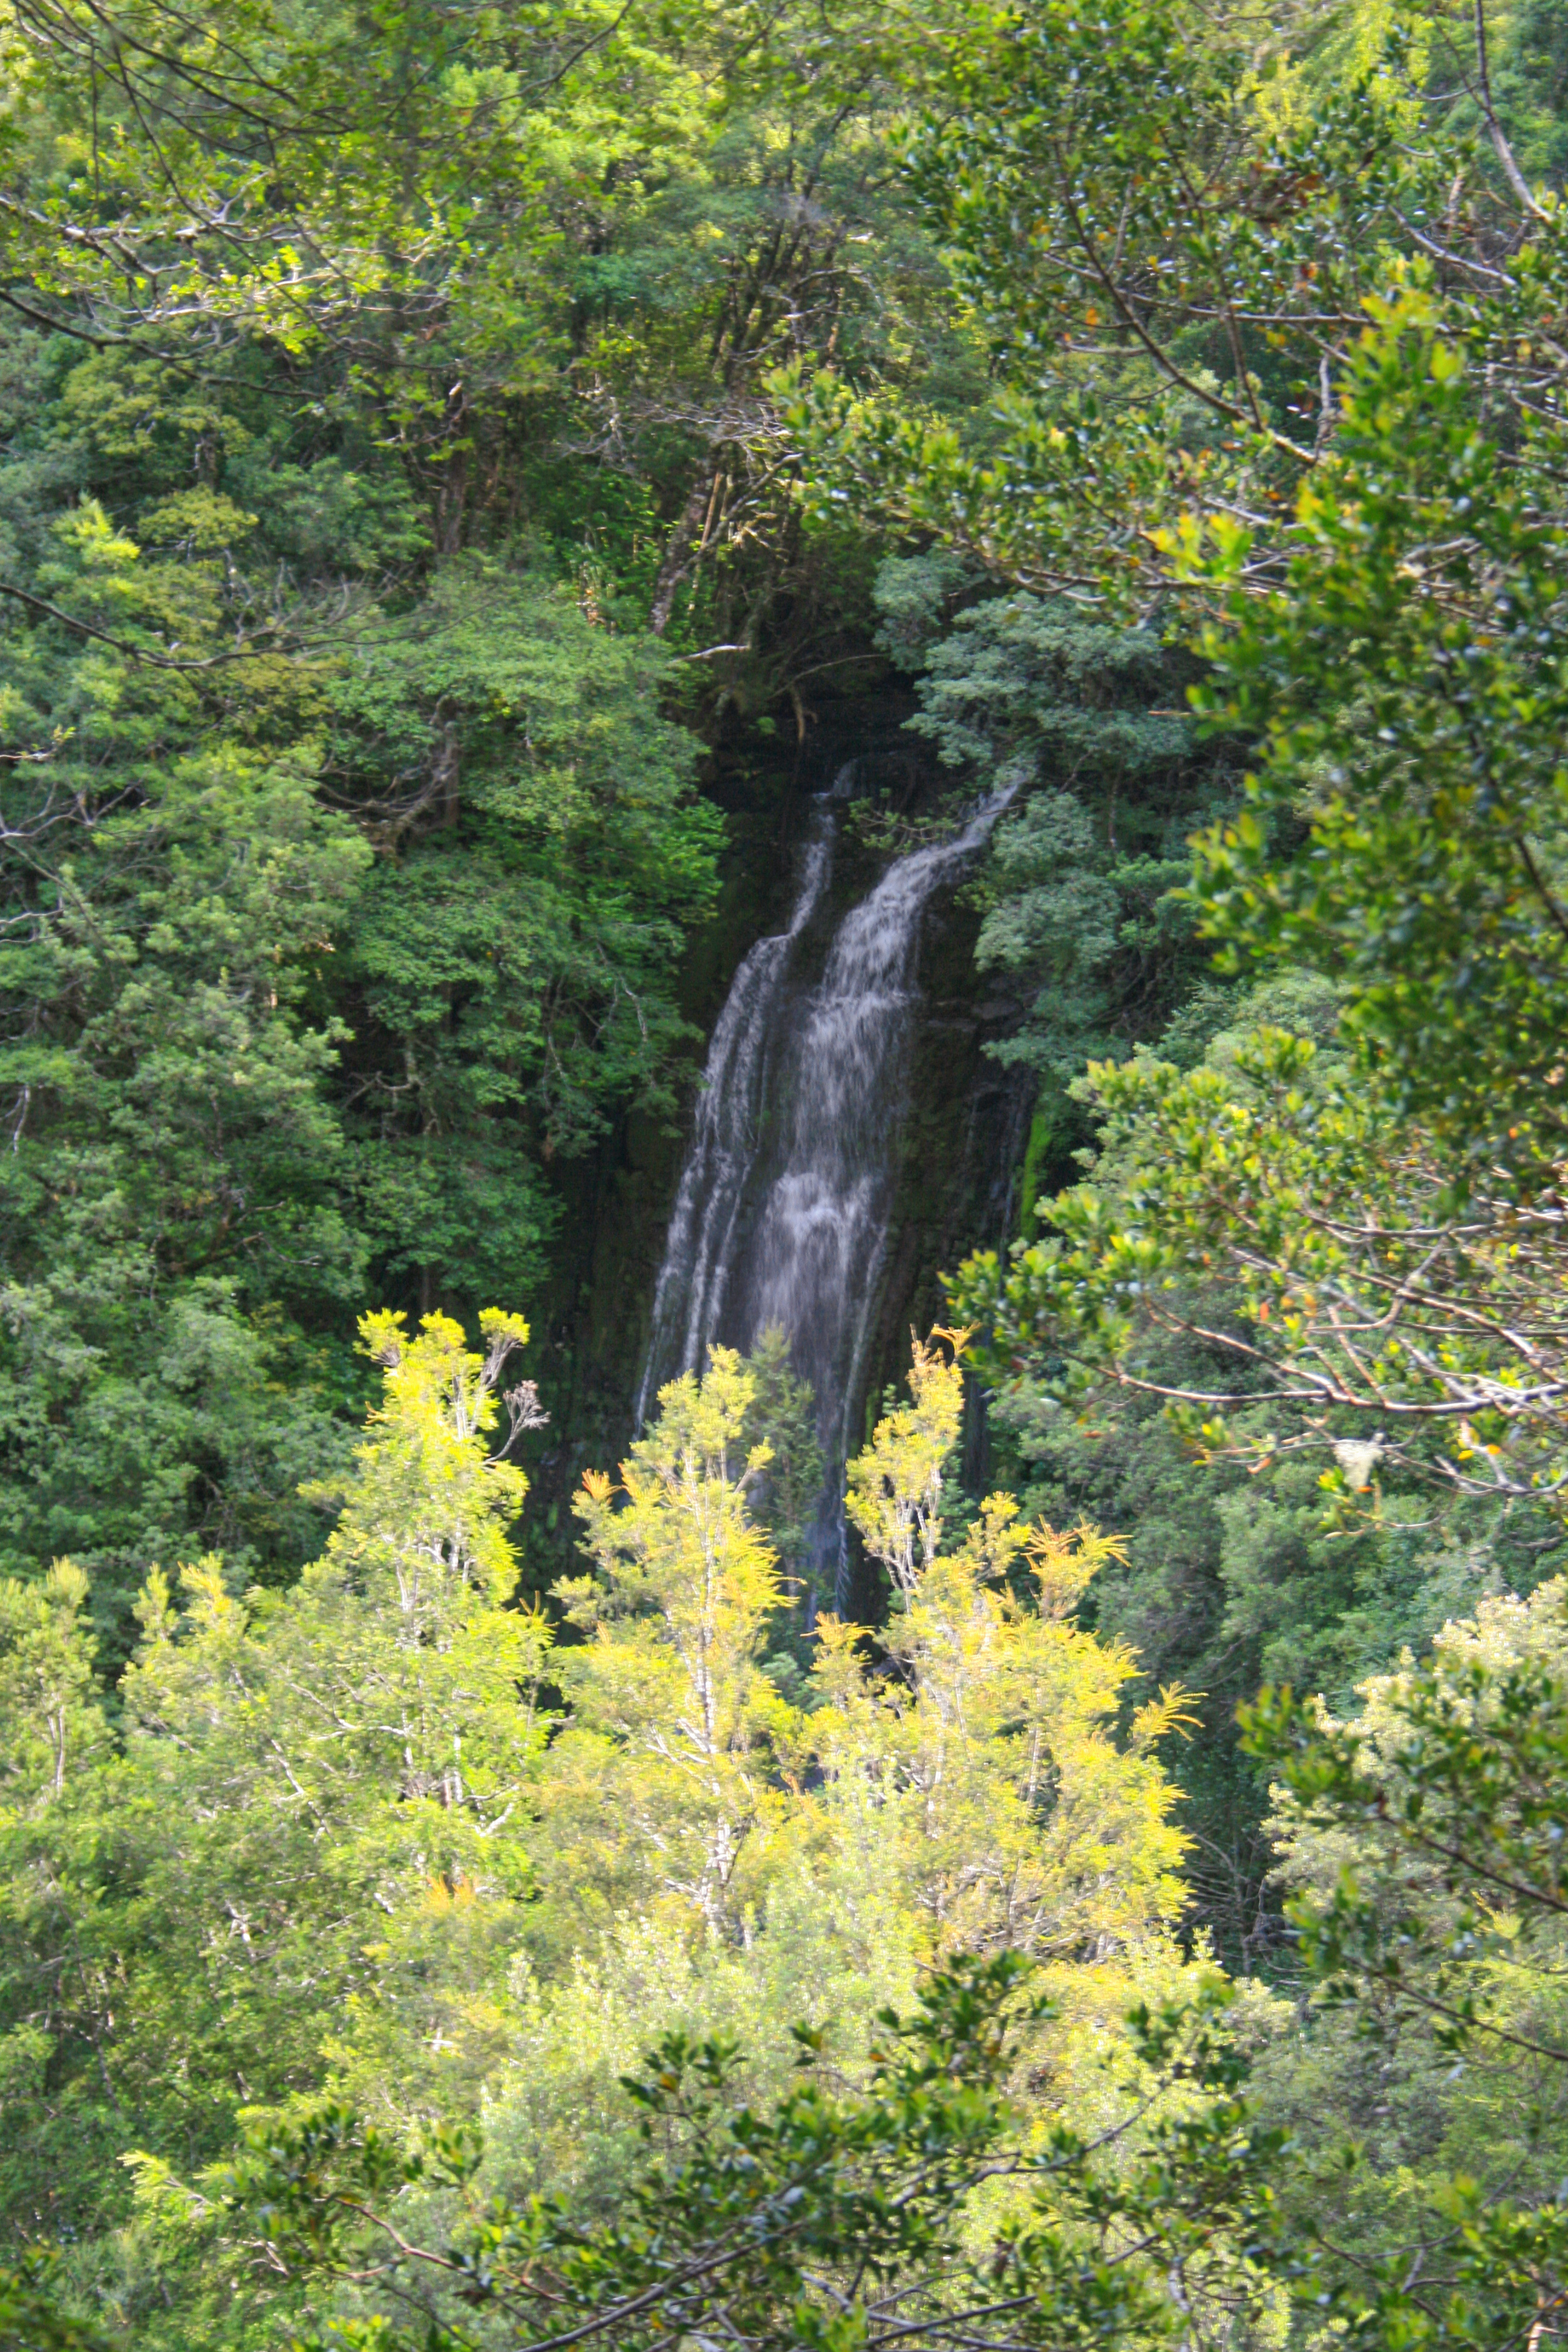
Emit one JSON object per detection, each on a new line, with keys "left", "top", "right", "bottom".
{"left": 0, "top": 342, "right": 724, "bottom": 1656}
{"left": 0, "top": 0, "right": 988, "bottom": 1646}
{"left": 3, "top": 0, "right": 1568, "bottom": 2345}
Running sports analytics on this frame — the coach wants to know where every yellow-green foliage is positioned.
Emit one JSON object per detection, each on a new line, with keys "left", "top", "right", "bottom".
{"left": 521, "top": 1333, "right": 1197, "bottom": 2167}
{"left": 548, "top": 1347, "right": 795, "bottom": 1936}
{"left": 0, "top": 1308, "right": 552, "bottom": 2247}
{"left": 0, "top": 1561, "right": 104, "bottom": 1807}
{"left": 0, "top": 1321, "right": 1208, "bottom": 2273}
{"left": 477, "top": 1333, "right": 1206, "bottom": 2218}
{"left": 305, "top": 1308, "right": 535, "bottom": 1619}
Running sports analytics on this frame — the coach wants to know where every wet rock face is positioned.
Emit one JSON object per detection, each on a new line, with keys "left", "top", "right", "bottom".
{"left": 512, "top": 701, "right": 1033, "bottom": 1608}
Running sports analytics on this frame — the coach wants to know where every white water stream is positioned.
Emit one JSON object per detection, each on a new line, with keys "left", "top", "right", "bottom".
{"left": 634, "top": 805, "right": 834, "bottom": 1429}
{"left": 637, "top": 785, "right": 1010, "bottom": 1602}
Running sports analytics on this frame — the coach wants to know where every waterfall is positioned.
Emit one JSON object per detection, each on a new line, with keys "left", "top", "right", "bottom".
{"left": 634, "top": 803, "right": 834, "bottom": 1428}
{"left": 638, "top": 787, "right": 1011, "bottom": 1604}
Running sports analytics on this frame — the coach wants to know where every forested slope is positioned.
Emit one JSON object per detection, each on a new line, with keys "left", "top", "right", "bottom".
{"left": 1, "top": 0, "right": 1567, "bottom": 2346}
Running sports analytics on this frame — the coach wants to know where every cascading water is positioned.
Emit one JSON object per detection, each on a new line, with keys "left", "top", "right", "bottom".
{"left": 638, "top": 783, "right": 1011, "bottom": 1605}
{"left": 634, "top": 805, "right": 834, "bottom": 1429}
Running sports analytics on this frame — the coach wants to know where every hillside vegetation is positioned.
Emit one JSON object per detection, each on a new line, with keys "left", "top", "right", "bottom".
{"left": 2, "top": 0, "right": 1568, "bottom": 2346}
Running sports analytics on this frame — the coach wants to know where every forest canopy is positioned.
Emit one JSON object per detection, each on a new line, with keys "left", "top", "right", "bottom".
{"left": 2, "top": 0, "right": 1568, "bottom": 2345}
